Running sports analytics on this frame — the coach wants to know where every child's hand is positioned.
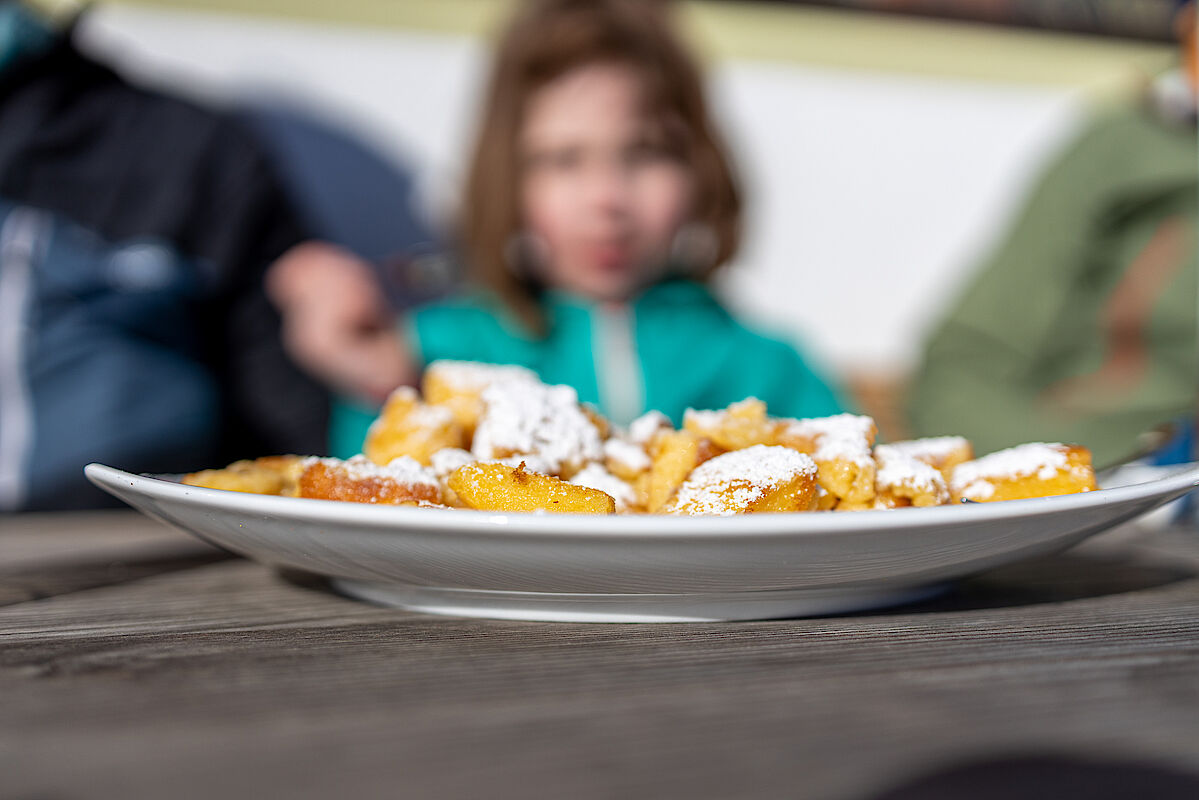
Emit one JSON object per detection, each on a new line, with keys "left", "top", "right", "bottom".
{"left": 267, "top": 242, "right": 415, "bottom": 404}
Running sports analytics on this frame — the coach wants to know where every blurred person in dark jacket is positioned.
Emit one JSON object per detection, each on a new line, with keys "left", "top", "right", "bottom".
{"left": 0, "top": 1, "right": 434, "bottom": 510}
{"left": 907, "top": 1, "right": 1197, "bottom": 467}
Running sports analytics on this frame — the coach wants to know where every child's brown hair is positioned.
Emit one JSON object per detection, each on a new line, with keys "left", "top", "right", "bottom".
{"left": 460, "top": 0, "right": 742, "bottom": 330}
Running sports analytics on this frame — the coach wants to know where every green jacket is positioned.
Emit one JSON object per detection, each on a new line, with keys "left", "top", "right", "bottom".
{"left": 908, "top": 105, "right": 1197, "bottom": 466}
{"left": 331, "top": 279, "right": 844, "bottom": 457}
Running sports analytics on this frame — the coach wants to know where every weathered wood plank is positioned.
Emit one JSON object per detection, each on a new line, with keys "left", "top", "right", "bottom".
{"left": 2, "top": 608, "right": 1196, "bottom": 800}
{"left": 1, "top": 523, "right": 1193, "bottom": 636}
{"left": 3, "top": 509, "right": 204, "bottom": 556}
{"left": 1, "top": 520, "right": 1197, "bottom": 800}
{"left": 2, "top": 652, "right": 1195, "bottom": 800}
{"left": 0, "top": 511, "right": 230, "bottom": 605}
{"left": 2, "top": 568, "right": 1198, "bottom": 799}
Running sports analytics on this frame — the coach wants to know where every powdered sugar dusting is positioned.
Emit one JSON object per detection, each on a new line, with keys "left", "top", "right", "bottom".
{"left": 405, "top": 403, "right": 454, "bottom": 428}
{"left": 960, "top": 480, "right": 995, "bottom": 500}
{"left": 683, "top": 408, "right": 723, "bottom": 430}
{"left": 670, "top": 445, "right": 816, "bottom": 516}
{"left": 604, "top": 438, "right": 651, "bottom": 473}
{"left": 951, "top": 443, "right": 1069, "bottom": 492}
{"left": 471, "top": 380, "right": 603, "bottom": 475}
{"left": 429, "top": 448, "right": 475, "bottom": 479}
{"left": 628, "top": 410, "right": 670, "bottom": 444}
{"left": 570, "top": 463, "right": 635, "bottom": 512}
{"left": 304, "top": 454, "right": 439, "bottom": 490}
{"left": 874, "top": 444, "right": 947, "bottom": 499}
{"left": 885, "top": 436, "right": 970, "bottom": 463}
{"left": 381, "top": 385, "right": 419, "bottom": 405}
{"left": 426, "top": 360, "right": 538, "bottom": 392}
{"left": 366, "top": 386, "right": 455, "bottom": 439}
{"left": 784, "top": 414, "right": 875, "bottom": 466}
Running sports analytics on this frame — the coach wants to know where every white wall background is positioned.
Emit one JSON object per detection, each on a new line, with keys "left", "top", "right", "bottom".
{"left": 77, "top": 4, "right": 1089, "bottom": 375}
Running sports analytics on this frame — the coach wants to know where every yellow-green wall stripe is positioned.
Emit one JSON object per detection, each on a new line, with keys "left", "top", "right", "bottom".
{"left": 108, "top": 0, "right": 1175, "bottom": 94}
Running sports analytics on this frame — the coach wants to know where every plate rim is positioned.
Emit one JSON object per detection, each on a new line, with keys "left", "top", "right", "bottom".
{"left": 84, "top": 461, "right": 1199, "bottom": 539}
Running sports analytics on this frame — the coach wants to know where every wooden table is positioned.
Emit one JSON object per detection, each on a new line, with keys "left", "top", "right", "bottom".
{"left": 4, "top": 510, "right": 1199, "bottom": 799}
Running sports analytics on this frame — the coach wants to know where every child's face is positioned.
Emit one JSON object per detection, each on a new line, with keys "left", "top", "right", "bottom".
{"left": 519, "top": 61, "right": 694, "bottom": 302}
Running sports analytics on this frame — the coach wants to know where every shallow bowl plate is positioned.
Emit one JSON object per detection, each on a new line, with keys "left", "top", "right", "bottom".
{"left": 85, "top": 462, "right": 1199, "bottom": 622}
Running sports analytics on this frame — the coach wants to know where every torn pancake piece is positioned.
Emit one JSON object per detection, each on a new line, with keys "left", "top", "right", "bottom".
{"left": 448, "top": 461, "right": 616, "bottom": 514}
{"left": 422, "top": 360, "right": 539, "bottom": 435}
{"left": 871, "top": 444, "right": 950, "bottom": 508}
{"left": 881, "top": 436, "right": 973, "bottom": 481}
{"left": 364, "top": 386, "right": 465, "bottom": 467}
{"left": 950, "top": 443, "right": 1096, "bottom": 503}
{"left": 664, "top": 445, "right": 818, "bottom": 516}
{"left": 298, "top": 455, "right": 444, "bottom": 506}
{"left": 778, "top": 414, "right": 878, "bottom": 505}
{"left": 471, "top": 379, "right": 604, "bottom": 478}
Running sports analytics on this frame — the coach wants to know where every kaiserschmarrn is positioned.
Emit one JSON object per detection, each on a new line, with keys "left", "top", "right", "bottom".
{"left": 182, "top": 360, "right": 1097, "bottom": 516}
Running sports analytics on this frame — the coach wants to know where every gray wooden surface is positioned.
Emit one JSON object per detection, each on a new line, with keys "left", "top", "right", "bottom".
{"left": 2, "top": 510, "right": 1198, "bottom": 800}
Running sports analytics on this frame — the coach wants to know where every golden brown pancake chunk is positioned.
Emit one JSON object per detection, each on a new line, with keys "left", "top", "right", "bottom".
{"left": 869, "top": 444, "right": 950, "bottom": 508}
{"left": 447, "top": 461, "right": 616, "bottom": 514}
{"left": 580, "top": 403, "right": 612, "bottom": 440}
{"left": 683, "top": 398, "right": 781, "bottom": 451}
{"left": 422, "top": 360, "right": 538, "bottom": 436}
{"left": 950, "top": 443, "right": 1096, "bottom": 503}
{"left": 182, "top": 455, "right": 305, "bottom": 496}
{"left": 664, "top": 445, "right": 819, "bottom": 516}
{"left": 646, "top": 429, "right": 720, "bottom": 513}
{"left": 298, "top": 455, "right": 443, "bottom": 506}
{"left": 471, "top": 379, "right": 603, "bottom": 478}
{"left": 428, "top": 448, "right": 557, "bottom": 508}
{"left": 778, "top": 414, "right": 878, "bottom": 505}
{"left": 627, "top": 410, "right": 672, "bottom": 444}
{"left": 881, "top": 436, "right": 974, "bottom": 481}
{"left": 569, "top": 462, "right": 639, "bottom": 513}
{"left": 364, "top": 386, "right": 465, "bottom": 466}
{"left": 603, "top": 436, "right": 652, "bottom": 482}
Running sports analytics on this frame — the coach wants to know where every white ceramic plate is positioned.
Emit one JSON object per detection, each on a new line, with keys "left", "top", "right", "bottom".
{"left": 85, "top": 462, "right": 1199, "bottom": 623}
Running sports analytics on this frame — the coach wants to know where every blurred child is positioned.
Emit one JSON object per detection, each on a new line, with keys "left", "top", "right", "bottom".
{"left": 269, "top": 0, "right": 845, "bottom": 456}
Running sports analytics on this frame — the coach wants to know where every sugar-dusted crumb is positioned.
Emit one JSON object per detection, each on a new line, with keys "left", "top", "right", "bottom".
{"left": 884, "top": 436, "right": 970, "bottom": 464}
{"left": 782, "top": 413, "right": 876, "bottom": 466}
{"left": 429, "top": 447, "right": 475, "bottom": 479}
{"left": 570, "top": 463, "right": 636, "bottom": 512}
{"left": 950, "top": 443, "right": 1095, "bottom": 503}
{"left": 952, "top": 443, "right": 1068, "bottom": 488}
{"left": 366, "top": 386, "right": 455, "bottom": 435}
{"left": 682, "top": 408, "right": 723, "bottom": 430}
{"left": 302, "top": 454, "right": 438, "bottom": 488}
{"left": 682, "top": 398, "right": 762, "bottom": 431}
{"left": 471, "top": 380, "right": 603, "bottom": 475}
{"left": 873, "top": 444, "right": 949, "bottom": 506}
{"left": 424, "top": 360, "right": 538, "bottom": 392}
{"left": 627, "top": 410, "right": 671, "bottom": 444}
{"left": 604, "top": 437, "right": 651, "bottom": 474}
{"left": 875, "top": 445, "right": 946, "bottom": 496}
{"left": 448, "top": 460, "right": 616, "bottom": 514}
{"left": 958, "top": 480, "right": 996, "bottom": 501}
{"left": 298, "top": 455, "right": 442, "bottom": 505}
{"left": 669, "top": 445, "right": 816, "bottom": 516}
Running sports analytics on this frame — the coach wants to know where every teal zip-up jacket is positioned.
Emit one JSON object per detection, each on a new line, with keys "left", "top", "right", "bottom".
{"left": 331, "top": 279, "right": 845, "bottom": 457}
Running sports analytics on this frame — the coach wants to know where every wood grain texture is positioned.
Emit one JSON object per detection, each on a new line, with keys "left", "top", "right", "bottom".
{"left": 2, "top": 513, "right": 1198, "bottom": 799}
{"left": 0, "top": 511, "right": 230, "bottom": 606}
